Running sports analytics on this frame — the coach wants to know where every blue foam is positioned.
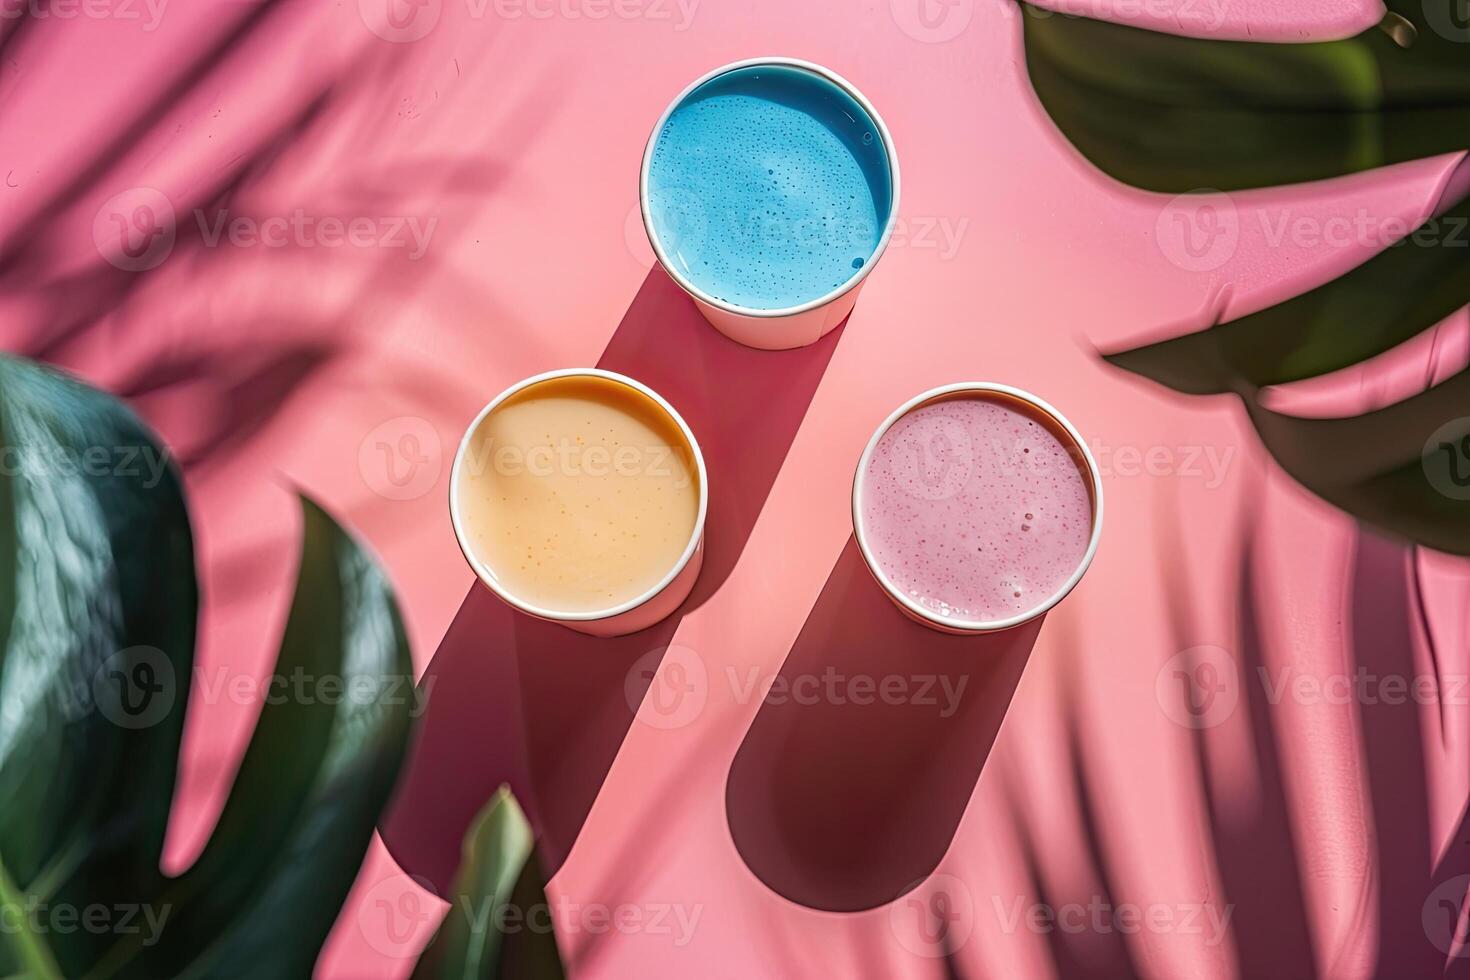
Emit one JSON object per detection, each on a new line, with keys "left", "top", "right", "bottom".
{"left": 647, "top": 64, "right": 893, "bottom": 311}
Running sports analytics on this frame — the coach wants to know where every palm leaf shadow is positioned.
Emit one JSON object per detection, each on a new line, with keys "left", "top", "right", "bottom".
{"left": 2, "top": 4, "right": 549, "bottom": 484}
{"left": 1188, "top": 526, "right": 1318, "bottom": 977}
{"left": 1017, "top": 10, "right": 1470, "bottom": 959}
{"left": 1172, "top": 514, "right": 1461, "bottom": 975}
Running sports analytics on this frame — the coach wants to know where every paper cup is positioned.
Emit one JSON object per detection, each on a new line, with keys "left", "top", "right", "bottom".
{"left": 852, "top": 383, "right": 1104, "bottom": 634}
{"left": 640, "top": 57, "right": 901, "bottom": 351}
{"left": 450, "top": 368, "right": 708, "bottom": 637}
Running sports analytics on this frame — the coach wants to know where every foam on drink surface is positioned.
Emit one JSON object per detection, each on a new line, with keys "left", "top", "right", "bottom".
{"left": 456, "top": 376, "right": 700, "bottom": 615}
{"left": 859, "top": 395, "right": 1094, "bottom": 625}
{"left": 646, "top": 64, "right": 892, "bottom": 311}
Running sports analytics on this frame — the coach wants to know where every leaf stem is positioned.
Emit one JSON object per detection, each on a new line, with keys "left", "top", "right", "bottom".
{"left": 0, "top": 856, "right": 63, "bottom": 980}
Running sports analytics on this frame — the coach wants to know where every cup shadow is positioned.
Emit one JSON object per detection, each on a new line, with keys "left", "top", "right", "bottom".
{"left": 725, "top": 535, "right": 1042, "bottom": 913}
{"left": 381, "top": 268, "right": 843, "bottom": 892}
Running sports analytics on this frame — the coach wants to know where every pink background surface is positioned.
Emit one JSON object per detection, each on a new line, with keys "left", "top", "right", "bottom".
{"left": 4, "top": 0, "right": 1469, "bottom": 976}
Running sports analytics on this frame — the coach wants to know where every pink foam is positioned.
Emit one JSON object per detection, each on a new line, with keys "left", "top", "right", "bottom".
{"left": 859, "top": 396, "right": 1094, "bottom": 624}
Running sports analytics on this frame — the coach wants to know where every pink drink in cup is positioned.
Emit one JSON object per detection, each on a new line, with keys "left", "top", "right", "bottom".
{"left": 852, "top": 384, "right": 1103, "bottom": 633}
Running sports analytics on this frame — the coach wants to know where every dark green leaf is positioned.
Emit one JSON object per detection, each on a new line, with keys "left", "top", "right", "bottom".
{"left": 1105, "top": 198, "right": 1470, "bottom": 554}
{"left": 1241, "top": 370, "right": 1470, "bottom": 555}
{"left": 123, "top": 497, "right": 416, "bottom": 979}
{"left": 1106, "top": 185, "right": 1470, "bottom": 393}
{"left": 0, "top": 355, "right": 195, "bottom": 978}
{"left": 1020, "top": 2, "right": 1470, "bottom": 192}
{"left": 0, "top": 354, "right": 415, "bottom": 978}
{"left": 414, "top": 788, "right": 565, "bottom": 980}
{"left": 1105, "top": 196, "right": 1470, "bottom": 555}
{"left": 1031, "top": 2, "right": 1470, "bottom": 552}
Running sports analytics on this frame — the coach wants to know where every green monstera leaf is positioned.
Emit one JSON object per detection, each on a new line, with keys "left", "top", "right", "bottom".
{"left": 1020, "top": 1, "right": 1470, "bottom": 554}
{"left": 0, "top": 354, "right": 415, "bottom": 978}
{"left": 1020, "top": 1, "right": 1470, "bottom": 193}
{"left": 1103, "top": 180, "right": 1470, "bottom": 555}
{"left": 413, "top": 788, "right": 565, "bottom": 980}
{"left": 1107, "top": 184, "right": 1470, "bottom": 395}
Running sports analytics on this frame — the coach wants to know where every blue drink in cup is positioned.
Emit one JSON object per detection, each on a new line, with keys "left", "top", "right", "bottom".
{"left": 640, "top": 59, "right": 901, "bottom": 350}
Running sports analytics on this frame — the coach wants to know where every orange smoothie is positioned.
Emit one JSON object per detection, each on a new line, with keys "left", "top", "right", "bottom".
{"left": 454, "top": 374, "right": 701, "bottom": 614}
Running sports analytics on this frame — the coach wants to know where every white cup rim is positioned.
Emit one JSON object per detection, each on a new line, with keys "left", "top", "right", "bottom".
{"left": 639, "top": 56, "right": 902, "bottom": 320}
{"left": 449, "top": 368, "right": 710, "bottom": 624}
{"left": 851, "top": 382, "right": 1105, "bottom": 633}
